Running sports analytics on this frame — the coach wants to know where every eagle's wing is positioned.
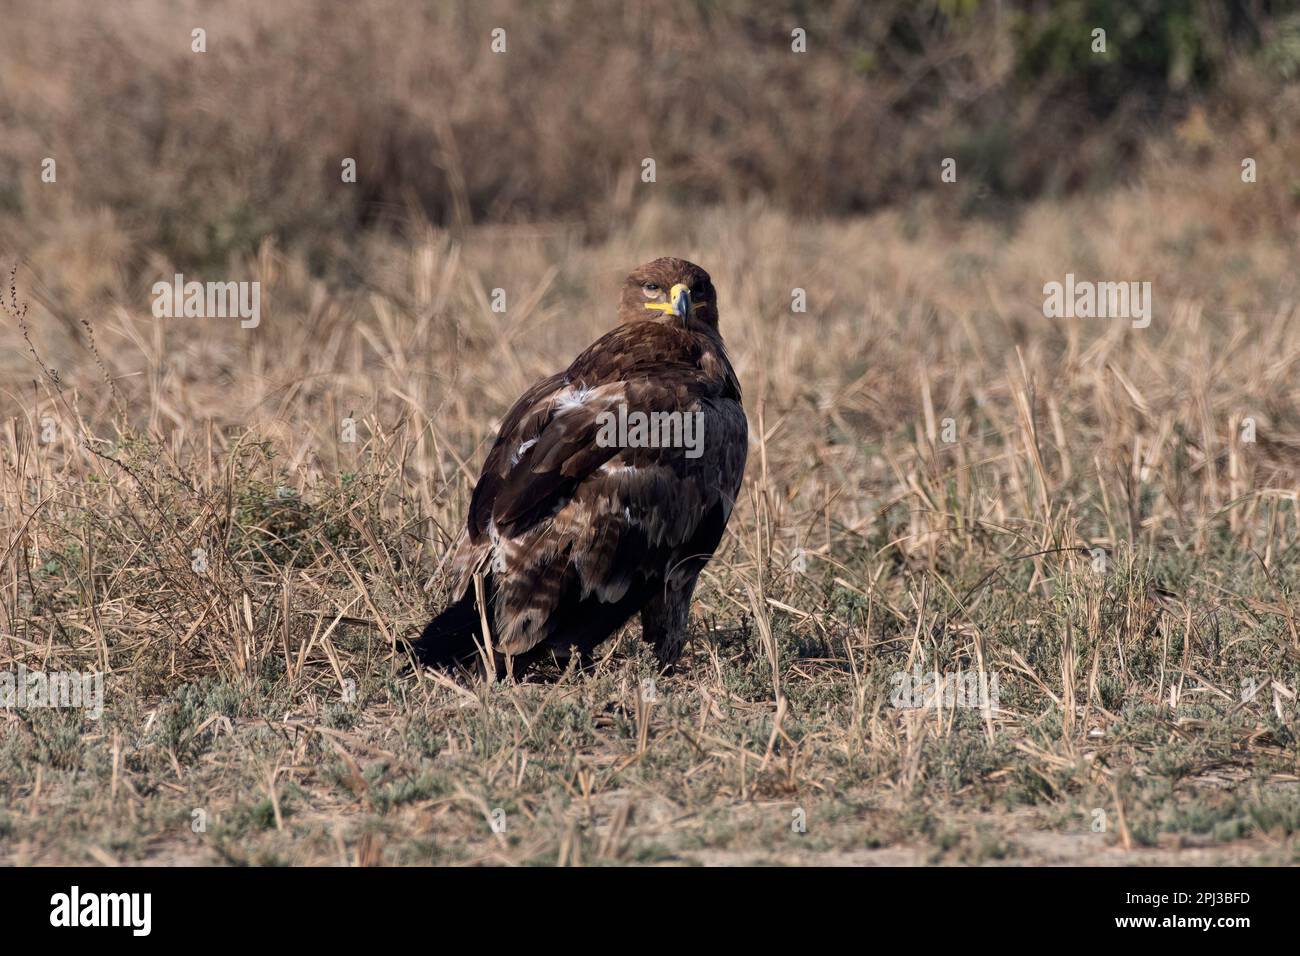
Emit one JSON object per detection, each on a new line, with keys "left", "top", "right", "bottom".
{"left": 451, "top": 362, "right": 746, "bottom": 657}
{"left": 469, "top": 378, "right": 624, "bottom": 540}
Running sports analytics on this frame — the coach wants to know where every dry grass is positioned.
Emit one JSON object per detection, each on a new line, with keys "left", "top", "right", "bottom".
{"left": 3, "top": 130, "right": 1300, "bottom": 861}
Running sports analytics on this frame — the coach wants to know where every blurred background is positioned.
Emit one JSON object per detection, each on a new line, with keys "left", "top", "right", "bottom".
{"left": 3, "top": 0, "right": 1298, "bottom": 289}
{"left": 5, "top": 0, "right": 1300, "bottom": 866}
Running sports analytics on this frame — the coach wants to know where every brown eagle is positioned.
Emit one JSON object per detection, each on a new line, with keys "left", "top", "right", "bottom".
{"left": 410, "top": 257, "right": 747, "bottom": 675}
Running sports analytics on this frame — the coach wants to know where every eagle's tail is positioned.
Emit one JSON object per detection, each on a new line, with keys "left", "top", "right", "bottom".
{"left": 408, "top": 587, "right": 488, "bottom": 670}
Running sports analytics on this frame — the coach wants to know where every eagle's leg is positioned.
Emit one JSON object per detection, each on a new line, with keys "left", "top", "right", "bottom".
{"left": 640, "top": 575, "right": 698, "bottom": 669}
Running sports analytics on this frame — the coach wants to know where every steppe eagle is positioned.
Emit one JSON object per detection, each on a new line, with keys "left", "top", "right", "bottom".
{"left": 409, "top": 257, "right": 747, "bottom": 675}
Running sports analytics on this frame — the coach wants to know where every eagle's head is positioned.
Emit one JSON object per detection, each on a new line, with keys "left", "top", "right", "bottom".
{"left": 619, "top": 257, "right": 718, "bottom": 330}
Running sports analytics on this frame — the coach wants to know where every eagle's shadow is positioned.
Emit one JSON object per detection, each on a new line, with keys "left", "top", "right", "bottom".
{"left": 401, "top": 614, "right": 753, "bottom": 686}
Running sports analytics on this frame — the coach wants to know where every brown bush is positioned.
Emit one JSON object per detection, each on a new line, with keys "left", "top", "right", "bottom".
{"left": 3, "top": 0, "right": 1293, "bottom": 275}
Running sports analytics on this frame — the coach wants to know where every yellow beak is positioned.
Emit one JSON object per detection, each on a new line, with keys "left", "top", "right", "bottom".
{"left": 670, "top": 283, "right": 691, "bottom": 323}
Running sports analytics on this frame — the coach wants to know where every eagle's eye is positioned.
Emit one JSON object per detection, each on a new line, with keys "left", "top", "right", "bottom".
{"left": 642, "top": 282, "right": 661, "bottom": 297}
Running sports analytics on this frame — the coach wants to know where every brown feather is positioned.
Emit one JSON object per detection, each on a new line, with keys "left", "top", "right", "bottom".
{"left": 414, "top": 257, "right": 746, "bottom": 672}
